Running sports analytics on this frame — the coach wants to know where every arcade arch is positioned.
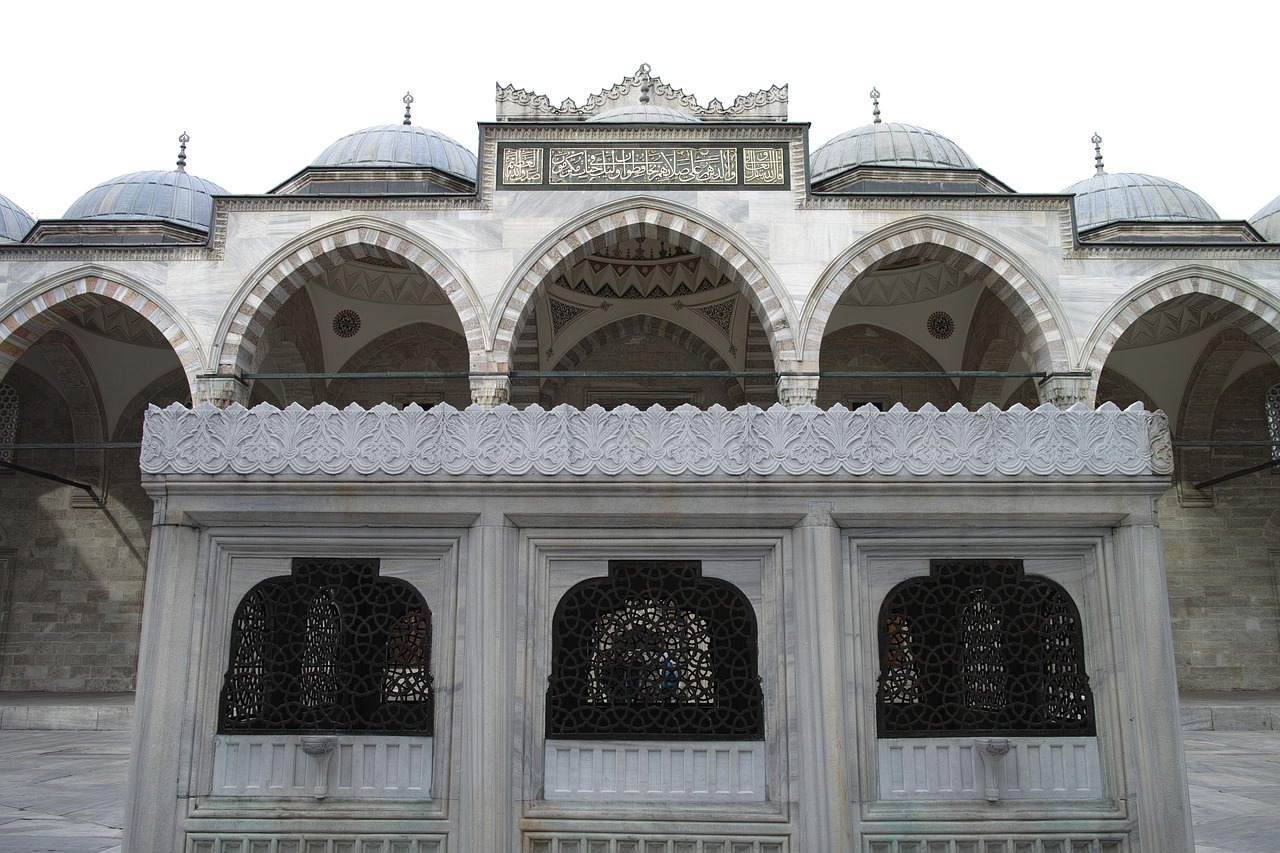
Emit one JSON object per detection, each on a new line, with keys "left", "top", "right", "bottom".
{"left": 215, "top": 222, "right": 485, "bottom": 383}
{"left": 492, "top": 201, "right": 796, "bottom": 377}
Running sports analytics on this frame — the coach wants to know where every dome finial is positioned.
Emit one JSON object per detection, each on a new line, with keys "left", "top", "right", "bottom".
{"left": 176, "top": 132, "right": 190, "bottom": 172}
{"left": 637, "top": 63, "right": 652, "bottom": 104}
{"left": 1092, "top": 132, "right": 1105, "bottom": 176}
{"left": 403, "top": 92, "right": 414, "bottom": 126}
{"left": 870, "top": 87, "right": 881, "bottom": 124}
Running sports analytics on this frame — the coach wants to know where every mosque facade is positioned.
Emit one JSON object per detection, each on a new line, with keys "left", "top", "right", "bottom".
{"left": 3, "top": 65, "right": 1279, "bottom": 851}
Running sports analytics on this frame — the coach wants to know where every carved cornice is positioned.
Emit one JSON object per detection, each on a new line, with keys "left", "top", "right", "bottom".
{"left": 1067, "top": 243, "right": 1280, "bottom": 260}
{"left": 484, "top": 124, "right": 803, "bottom": 143}
{"left": 800, "top": 194, "right": 1075, "bottom": 213}
{"left": 141, "top": 401, "right": 1169, "bottom": 478}
{"left": 213, "top": 195, "right": 483, "bottom": 213}
{"left": 0, "top": 244, "right": 217, "bottom": 262}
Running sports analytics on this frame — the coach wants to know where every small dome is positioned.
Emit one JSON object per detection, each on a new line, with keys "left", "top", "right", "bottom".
{"left": 0, "top": 193, "right": 34, "bottom": 243}
{"left": 1063, "top": 172, "right": 1219, "bottom": 231}
{"left": 586, "top": 104, "right": 700, "bottom": 124}
{"left": 811, "top": 122, "right": 978, "bottom": 184}
{"left": 1251, "top": 195, "right": 1280, "bottom": 242}
{"left": 64, "top": 170, "right": 228, "bottom": 232}
{"left": 313, "top": 124, "right": 477, "bottom": 181}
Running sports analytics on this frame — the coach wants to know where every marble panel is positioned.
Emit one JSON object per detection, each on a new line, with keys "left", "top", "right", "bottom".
{"left": 876, "top": 737, "right": 1103, "bottom": 801}
{"left": 543, "top": 739, "right": 766, "bottom": 802}
{"left": 211, "top": 734, "right": 432, "bottom": 800}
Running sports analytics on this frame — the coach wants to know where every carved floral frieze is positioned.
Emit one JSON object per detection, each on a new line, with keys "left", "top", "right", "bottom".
{"left": 141, "top": 401, "right": 1169, "bottom": 479}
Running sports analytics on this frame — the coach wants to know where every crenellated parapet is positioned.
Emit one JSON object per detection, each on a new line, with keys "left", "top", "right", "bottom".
{"left": 495, "top": 63, "right": 788, "bottom": 122}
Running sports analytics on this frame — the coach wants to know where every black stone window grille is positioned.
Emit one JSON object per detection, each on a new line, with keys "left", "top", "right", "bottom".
{"left": 218, "top": 558, "right": 434, "bottom": 734}
{"left": 876, "top": 559, "right": 1095, "bottom": 737}
{"left": 0, "top": 380, "right": 18, "bottom": 464}
{"left": 1266, "top": 383, "right": 1280, "bottom": 461}
{"left": 548, "top": 560, "right": 763, "bottom": 740}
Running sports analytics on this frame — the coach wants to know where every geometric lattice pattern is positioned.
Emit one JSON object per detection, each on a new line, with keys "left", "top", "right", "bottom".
{"left": 877, "top": 559, "right": 1094, "bottom": 737}
{"left": 218, "top": 558, "right": 433, "bottom": 734}
{"left": 0, "top": 381, "right": 17, "bottom": 463}
{"left": 694, "top": 297, "right": 736, "bottom": 337}
{"left": 548, "top": 560, "right": 763, "bottom": 740}
{"left": 1266, "top": 383, "right": 1280, "bottom": 461}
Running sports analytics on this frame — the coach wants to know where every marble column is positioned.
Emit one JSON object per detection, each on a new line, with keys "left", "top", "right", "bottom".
{"left": 121, "top": 497, "right": 203, "bottom": 852}
{"left": 1110, "top": 506, "right": 1194, "bottom": 853}
{"left": 790, "top": 502, "right": 854, "bottom": 850}
{"left": 457, "top": 512, "right": 519, "bottom": 851}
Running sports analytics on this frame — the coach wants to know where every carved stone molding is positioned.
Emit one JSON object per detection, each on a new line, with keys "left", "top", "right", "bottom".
{"left": 141, "top": 401, "right": 1167, "bottom": 479}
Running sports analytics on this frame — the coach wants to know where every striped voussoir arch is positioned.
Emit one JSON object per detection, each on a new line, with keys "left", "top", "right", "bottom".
{"left": 493, "top": 206, "right": 795, "bottom": 372}
{"left": 218, "top": 227, "right": 484, "bottom": 376}
{"left": 1086, "top": 275, "right": 1280, "bottom": 403}
{"left": 803, "top": 226, "right": 1066, "bottom": 375}
{"left": 0, "top": 275, "right": 200, "bottom": 389}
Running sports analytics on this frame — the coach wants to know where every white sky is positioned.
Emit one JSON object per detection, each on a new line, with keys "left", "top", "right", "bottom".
{"left": 3, "top": 0, "right": 1277, "bottom": 222}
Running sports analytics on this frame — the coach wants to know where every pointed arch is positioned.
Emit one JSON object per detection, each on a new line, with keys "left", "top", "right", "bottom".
{"left": 0, "top": 270, "right": 204, "bottom": 397}
{"left": 212, "top": 217, "right": 486, "bottom": 377}
{"left": 800, "top": 216, "right": 1072, "bottom": 375}
{"left": 1082, "top": 266, "right": 1280, "bottom": 404}
{"left": 491, "top": 198, "right": 797, "bottom": 372}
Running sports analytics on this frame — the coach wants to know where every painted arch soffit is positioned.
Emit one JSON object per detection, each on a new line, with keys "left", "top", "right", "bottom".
{"left": 798, "top": 217, "right": 1073, "bottom": 369}
{"left": 490, "top": 198, "right": 797, "bottom": 368}
{"left": 1082, "top": 266, "right": 1280, "bottom": 381}
{"left": 213, "top": 217, "right": 487, "bottom": 374}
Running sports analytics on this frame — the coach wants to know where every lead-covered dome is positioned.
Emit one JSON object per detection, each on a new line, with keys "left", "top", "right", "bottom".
{"left": 1062, "top": 134, "right": 1218, "bottom": 232}
{"left": 64, "top": 167, "right": 228, "bottom": 233}
{"left": 811, "top": 121, "right": 978, "bottom": 183}
{"left": 313, "top": 124, "right": 478, "bottom": 181}
{"left": 1063, "top": 171, "right": 1219, "bottom": 231}
{"left": 0, "top": 193, "right": 34, "bottom": 243}
{"left": 1251, "top": 195, "right": 1280, "bottom": 242}
{"left": 586, "top": 104, "right": 700, "bottom": 123}
{"left": 810, "top": 89, "right": 979, "bottom": 187}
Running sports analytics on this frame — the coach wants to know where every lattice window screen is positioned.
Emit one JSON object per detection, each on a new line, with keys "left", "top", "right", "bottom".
{"left": 0, "top": 381, "right": 18, "bottom": 464}
{"left": 548, "top": 560, "right": 763, "bottom": 739}
{"left": 876, "top": 559, "right": 1094, "bottom": 737}
{"left": 218, "top": 558, "right": 433, "bottom": 734}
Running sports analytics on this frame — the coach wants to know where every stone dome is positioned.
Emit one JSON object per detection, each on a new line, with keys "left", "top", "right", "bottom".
{"left": 811, "top": 122, "right": 978, "bottom": 184}
{"left": 313, "top": 124, "right": 478, "bottom": 182}
{"left": 1062, "top": 171, "right": 1219, "bottom": 231}
{"left": 0, "top": 192, "right": 34, "bottom": 243}
{"left": 64, "top": 169, "right": 228, "bottom": 232}
{"left": 1250, "top": 195, "right": 1280, "bottom": 242}
{"left": 586, "top": 104, "right": 700, "bottom": 123}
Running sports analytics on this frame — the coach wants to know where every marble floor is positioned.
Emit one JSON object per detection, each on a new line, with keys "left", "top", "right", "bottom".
{"left": 0, "top": 730, "right": 1277, "bottom": 852}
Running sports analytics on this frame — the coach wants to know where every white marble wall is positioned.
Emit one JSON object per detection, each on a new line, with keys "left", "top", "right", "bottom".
{"left": 124, "top": 403, "right": 1190, "bottom": 852}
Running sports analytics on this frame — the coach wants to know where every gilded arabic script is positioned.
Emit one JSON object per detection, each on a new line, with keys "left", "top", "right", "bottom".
{"left": 502, "top": 148, "right": 544, "bottom": 184}
{"left": 743, "top": 148, "right": 785, "bottom": 185}
{"left": 549, "top": 147, "right": 739, "bottom": 185}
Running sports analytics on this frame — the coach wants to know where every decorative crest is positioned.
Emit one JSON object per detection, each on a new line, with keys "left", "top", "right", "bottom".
{"left": 1091, "top": 132, "right": 1104, "bottom": 176}
{"left": 495, "top": 65, "right": 788, "bottom": 122}
{"left": 403, "top": 92, "right": 414, "bottom": 126}
{"left": 871, "top": 87, "right": 881, "bottom": 124}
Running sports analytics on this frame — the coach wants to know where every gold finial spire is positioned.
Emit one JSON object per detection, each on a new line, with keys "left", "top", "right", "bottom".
{"left": 1092, "top": 132, "right": 1105, "bottom": 175}
{"left": 403, "top": 92, "right": 414, "bottom": 126}
{"left": 870, "top": 87, "right": 881, "bottom": 124}
{"left": 637, "top": 63, "right": 652, "bottom": 104}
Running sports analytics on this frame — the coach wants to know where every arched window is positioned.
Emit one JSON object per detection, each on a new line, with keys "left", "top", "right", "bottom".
{"left": 876, "top": 560, "right": 1094, "bottom": 737}
{"left": 1266, "top": 383, "right": 1280, "bottom": 461}
{"left": 218, "top": 558, "right": 433, "bottom": 734}
{"left": 548, "top": 560, "right": 762, "bottom": 740}
{"left": 0, "top": 381, "right": 18, "bottom": 464}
